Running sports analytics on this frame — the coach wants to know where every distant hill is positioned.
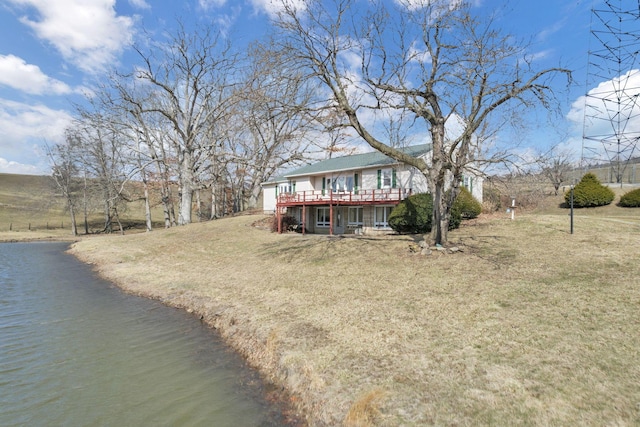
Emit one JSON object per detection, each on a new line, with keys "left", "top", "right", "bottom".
{"left": 0, "top": 173, "right": 68, "bottom": 232}
{"left": 0, "top": 173, "right": 157, "bottom": 233}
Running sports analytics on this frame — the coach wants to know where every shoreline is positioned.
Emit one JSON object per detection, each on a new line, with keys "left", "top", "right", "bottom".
{"left": 0, "top": 233, "right": 308, "bottom": 424}
{"left": 18, "top": 212, "right": 640, "bottom": 426}
{"left": 66, "top": 231, "right": 318, "bottom": 425}
{"left": 72, "top": 253, "right": 307, "bottom": 426}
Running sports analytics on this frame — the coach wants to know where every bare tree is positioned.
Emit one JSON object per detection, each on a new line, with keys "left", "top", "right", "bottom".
{"left": 46, "top": 139, "right": 80, "bottom": 236}
{"left": 67, "top": 111, "right": 132, "bottom": 234}
{"left": 133, "top": 22, "right": 238, "bottom": 225}
{"left": 105, "top": 75, "right": 179, "bottom": 229}
{"left": 276, "top": 0, "right": 571, "bottom": 244}
{"left": 536, "top": 145, "right": 575, "bottom": 195}
{"left": 235, "top": 41, "right": 321, "bottom": 209}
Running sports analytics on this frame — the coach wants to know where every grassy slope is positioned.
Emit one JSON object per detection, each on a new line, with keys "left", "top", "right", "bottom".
{"left": 4, "top": 174, "right": 640, "bottom": 425}
{"left": 0, "top": 173, "right": 162, "bottom": 239}
{"left": 69, "top": 208, "right": 640, "bottom": 426}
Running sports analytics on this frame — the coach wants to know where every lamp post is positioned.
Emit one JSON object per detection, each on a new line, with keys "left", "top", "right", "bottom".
{"left": 569, "top": 180, "right": 576, "bottom": 234}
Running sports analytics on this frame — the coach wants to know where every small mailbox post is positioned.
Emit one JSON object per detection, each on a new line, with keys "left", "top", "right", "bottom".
{"left": 509, "top": 197, "right": 516, "bottom": 220}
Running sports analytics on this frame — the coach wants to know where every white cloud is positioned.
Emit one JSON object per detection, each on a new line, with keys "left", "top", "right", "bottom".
{"left": 129, "top": 0, "right": 151, "bottom": 9}
{"left": 394, "top": 0, "right": 462, "bottom": 12}
{"left": 0, "top": 54, "right": 72, "bottom": 95}
{"left": 0, "top": 99, "right": 72, "bottom": 173}
{"left": 408, "top": 42, "right": 431, "bottom": 64}
{"left": 199, "top": 0, "right": 227, "bottom": 9}
{"left": 566, "top": 69, "right": 640, "bottom": 161}
{"left": 249, "top": 0, "right": 307, "bottom": 19}
{"left": 0, "top": 157, "right": 41, "bottom": 174}
{"left": 8, "top": 0, "right": 135, "bottom": 73}
{"left": 522, "top": 49, "right": 553, "bottom": 63}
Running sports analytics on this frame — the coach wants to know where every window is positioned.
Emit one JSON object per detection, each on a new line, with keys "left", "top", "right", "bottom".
{"left": 331, "top": 175, "right": 355, "bottom": 192}
{"left": 316, "top": 207, "right": 331, "bottom": 227}
{"left": 374, "top": 206, "right": 393, "bottom": 228}
{"left": 333, "top": 176, "right": 346, "bottom": 192}
{"left": 278, "top": 183, "right": 292, "bottom": 194}
{"left": 346, "top": 176, "right": 354, "bottom": 192}
{"left": 461, "top": 175, "right": 473, "bottom": 194}
{"left": 348, "top": 207, "right": 363, "bottom": 226}
{"left": 377, "top": 169, "right": 397, "bottom": 189}
{"left": 290, "top": 207, "right": 302, "bottom": 223}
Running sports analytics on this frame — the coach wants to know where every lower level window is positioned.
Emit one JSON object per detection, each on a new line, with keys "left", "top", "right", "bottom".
{"left": 374, "top": 206, "right": 393, "bottom": 228}
{"left": 316, "top": 207, "right": 331, "bottom": 227}
{"left": 348, "top": 207, "right": 363, "bottom": 226}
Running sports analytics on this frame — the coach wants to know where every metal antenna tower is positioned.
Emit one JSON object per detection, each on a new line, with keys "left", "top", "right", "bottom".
{"left": 582, "top": 0, "right": 640, "bottom": 183}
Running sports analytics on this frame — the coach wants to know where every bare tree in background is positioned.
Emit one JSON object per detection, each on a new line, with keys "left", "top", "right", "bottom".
{"left": 536, "top": 144, "right": 575, "bottom": 195}
{"left": 236, "top": 41, "right": 321, "bottom": 209}
{"left": 276, "top": 0, "right": 571, "bottom": 244}
{"left": 133, "top": 22, "right": 238, "bottom": 225}
{"left": 67, "top": 110, "right": 132, "bottom": 234}
{"left": 105, "top": 75, "right": 179, "bottom": 229}
{"left": 46, "top": 139, "right": 81, "bottom": 236}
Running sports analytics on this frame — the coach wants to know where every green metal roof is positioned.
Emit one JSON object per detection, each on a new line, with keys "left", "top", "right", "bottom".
{"left": 283, "top": 143, "right": 431, "bottom": 178}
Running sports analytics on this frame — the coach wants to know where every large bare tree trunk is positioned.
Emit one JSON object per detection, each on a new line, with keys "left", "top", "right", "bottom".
{"left": 178, "top": 151, "right": 195, "bottom": 225}
{"left": 67, "top": 197, "right": 78, "bottom": 236}
{"left": 143, "top": 179, "right": 152, "bottom": 232}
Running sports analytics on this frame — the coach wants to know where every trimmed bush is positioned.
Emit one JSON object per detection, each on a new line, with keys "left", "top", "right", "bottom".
{"left": 388, "top": 193, "right": 433, "bottom": 234}
{"left": 389, "top": 188, "right": 479, "bottom": 234}
{"left": 619, "top": 188, "right": 640, "bottom": 207}
{"left": 453, "top": 187, "right": 482, "bottom": 219}
{"left": 565, "top": 173, "right": 615, "bottom": 208}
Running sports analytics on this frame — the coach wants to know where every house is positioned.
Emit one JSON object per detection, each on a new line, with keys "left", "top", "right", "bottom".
{"left": 261, "top": 144, "right": 483, "bottom": 235}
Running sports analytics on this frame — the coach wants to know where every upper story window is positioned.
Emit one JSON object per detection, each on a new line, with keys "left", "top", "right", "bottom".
{"left": 277, "top": 181, "right": 296, "bottom": 195}
{"left": 333, "top": 176, "right": 347, "bottom": 192}
{"left": 330, "top": 175, "right": 357, "bottom": 192}
{"left": 461, "top": 175, "right": 473, "bottom": 193}
{"left": 377, "top": 168, "right": 397, "bottom": 189}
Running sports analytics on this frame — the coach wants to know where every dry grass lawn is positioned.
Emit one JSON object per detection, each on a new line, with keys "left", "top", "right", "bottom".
{"left": 64, "top": 205, "right": 640, "bottom": 426}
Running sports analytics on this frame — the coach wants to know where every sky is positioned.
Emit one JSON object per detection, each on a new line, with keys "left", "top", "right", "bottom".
{"left": 0, "top": 0, "right": 624, "bottom": 175}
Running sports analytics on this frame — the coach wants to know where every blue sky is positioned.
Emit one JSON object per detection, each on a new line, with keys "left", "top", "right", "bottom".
{"left": 0, "top": 0, "right": 612, "bottom": 174}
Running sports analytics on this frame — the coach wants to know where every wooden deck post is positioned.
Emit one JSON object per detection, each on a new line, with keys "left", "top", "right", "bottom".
{"left": 277, "top": 205, "right": 282, "bottom": 234}
{"left": 329, "top": 203, "right": 333, "bottom": 235}
{"left": 329, "top": 190, "right": 334, "bottom": 235}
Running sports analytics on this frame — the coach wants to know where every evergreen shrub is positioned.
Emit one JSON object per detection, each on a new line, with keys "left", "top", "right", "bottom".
{"left": 619, "top": 188, "right": 640, "bottom": 207}
{"left": 388, "top": 193, "right": 433, "bottom": 234}
{"left": 389, "top": 187, "right": 480, "bottom": 234}
{"left": 453, "top": 187, "right": 482, "bottom": 219}
{"left": 565, "top": 173, "right": 615, "bottom": 208}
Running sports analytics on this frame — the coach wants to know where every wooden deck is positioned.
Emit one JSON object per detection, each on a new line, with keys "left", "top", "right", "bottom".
{"left": 276, "top": 188, "right": 411, "bottom": 207}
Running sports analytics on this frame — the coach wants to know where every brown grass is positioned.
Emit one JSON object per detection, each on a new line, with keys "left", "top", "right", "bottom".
{"left": 0, "top": 173, "right": 166, "bottom": 237}
{"left": 0, "top": 173, "right": 68, "bottom": 233}
{"left": 4, "top": 174, "right": 639, "bottom": 425}
{"left": 344, "top": 388, "right": 387, "bottom": 427}
{"left": 57, "top": 192, "right": 640, "bottom": 426}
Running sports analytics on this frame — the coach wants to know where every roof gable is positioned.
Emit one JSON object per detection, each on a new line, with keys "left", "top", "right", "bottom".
{"left": 284, "top": 144, "right": 431, "bottom": 178}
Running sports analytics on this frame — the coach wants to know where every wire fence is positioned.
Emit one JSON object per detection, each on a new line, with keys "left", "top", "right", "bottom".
{"left": 3, "top": 221, "right": 68, "bottom": 232}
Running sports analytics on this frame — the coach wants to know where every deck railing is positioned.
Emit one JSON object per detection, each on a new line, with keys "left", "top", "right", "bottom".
{"left": 277, "top": 188, "right": 411, "bottom": 205}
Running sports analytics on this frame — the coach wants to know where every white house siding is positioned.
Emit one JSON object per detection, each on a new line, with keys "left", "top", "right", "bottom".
{"left": 293, "top": 177, "right": 313, "bottom": 193}
{"left": 262, "top": 184, "right": 277, "bottom": 213}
